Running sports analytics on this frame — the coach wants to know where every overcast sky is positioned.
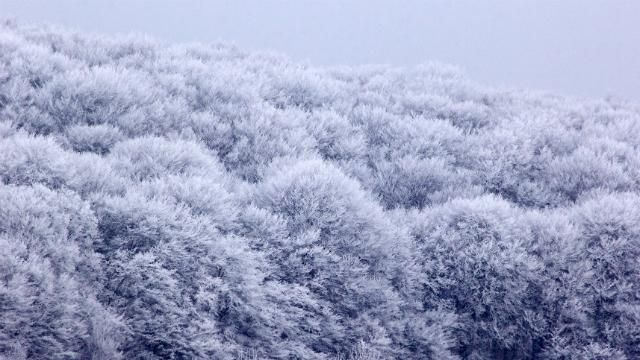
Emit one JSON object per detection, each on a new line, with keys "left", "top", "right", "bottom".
{"left": 2, "top": 0, "right": 639, "bottom": 100}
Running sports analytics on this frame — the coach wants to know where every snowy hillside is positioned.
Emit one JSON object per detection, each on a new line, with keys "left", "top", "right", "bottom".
{"left": 1, "top": 21, "right": 639, "bottom": 359}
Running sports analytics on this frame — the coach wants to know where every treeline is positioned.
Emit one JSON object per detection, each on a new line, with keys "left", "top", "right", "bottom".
{"left": 0, "top": 21, "right": 639, "bottom": 359}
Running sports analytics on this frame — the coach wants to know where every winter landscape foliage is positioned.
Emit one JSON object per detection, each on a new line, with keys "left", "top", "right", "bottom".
{"left": 1, "top": 21, "right": 640, "bottom": 359}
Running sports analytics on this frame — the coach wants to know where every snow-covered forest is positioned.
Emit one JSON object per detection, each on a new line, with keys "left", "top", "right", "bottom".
{"left": 1, "top": 21, "right": 639, "bottom": 359}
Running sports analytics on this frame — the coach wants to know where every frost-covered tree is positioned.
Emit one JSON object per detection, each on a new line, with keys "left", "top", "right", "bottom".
{"left": 1, "top": 20, "right": 640, "bottom": 359}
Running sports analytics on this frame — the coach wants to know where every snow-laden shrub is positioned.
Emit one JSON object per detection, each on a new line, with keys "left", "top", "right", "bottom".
{"left": 405, "top": 195, "right": 544, "bottom": 359}
{"left": 0, "top": 184, "right": 122, "bottom": 359}
{"left": 252, "top": 158, "right": 412, "bottom": 356}
{"left": 64, "top": 124, "right": 124, "bottom": 154}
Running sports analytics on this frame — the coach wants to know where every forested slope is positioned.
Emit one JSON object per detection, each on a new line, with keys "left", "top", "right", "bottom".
{"left": 1, "top": 21, "right": 639, "bottom": 359}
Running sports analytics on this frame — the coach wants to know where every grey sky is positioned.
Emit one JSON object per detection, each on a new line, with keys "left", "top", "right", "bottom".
{"left": 2, "top": 0, "right": 639, "bottom": 99}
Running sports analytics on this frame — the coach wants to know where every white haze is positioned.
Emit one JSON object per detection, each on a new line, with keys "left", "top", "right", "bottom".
{"left": 1, "top": 0, "right": 639, "bottom": 99}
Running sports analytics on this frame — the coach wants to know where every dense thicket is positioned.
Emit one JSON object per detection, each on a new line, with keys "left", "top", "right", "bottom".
{"left": 1, "top": 21, "right": 639, "bottom": 359}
